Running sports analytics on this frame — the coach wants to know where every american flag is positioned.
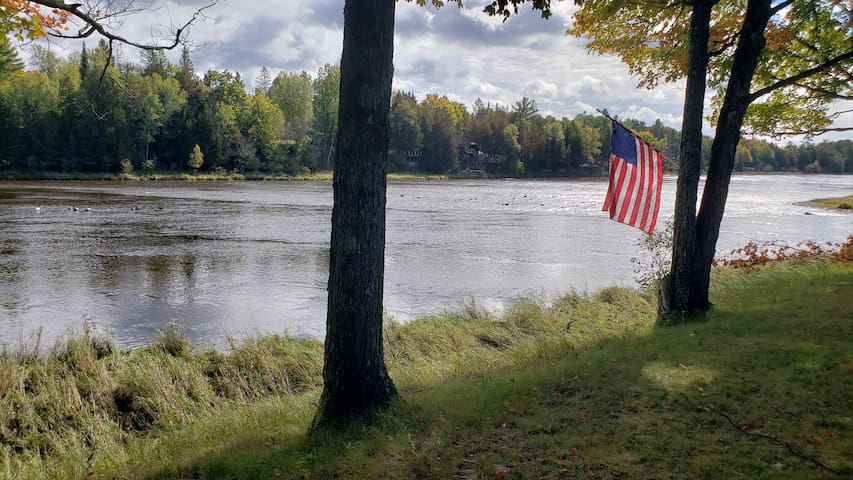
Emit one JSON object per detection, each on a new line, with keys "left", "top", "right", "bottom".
{"left": 602, "top": 122, "right": 664, "bottom": 234}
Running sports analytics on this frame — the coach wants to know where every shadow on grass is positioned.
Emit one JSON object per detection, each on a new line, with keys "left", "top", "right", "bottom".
{"left": 145, "top": 263, "right": 852, "bottom": 479}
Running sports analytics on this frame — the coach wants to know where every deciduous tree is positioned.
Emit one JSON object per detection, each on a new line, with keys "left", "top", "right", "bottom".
{"left": 481, "top": 0, "right": 852, "bottom": 316}
{"left": 269, "top": 70, "right": 314, "bottom": 141}
{"left": 313, "top": 63, "right": 340, "bottom": 168}
{"left": 312, "top": 0, "right": 398, "bottom": 428}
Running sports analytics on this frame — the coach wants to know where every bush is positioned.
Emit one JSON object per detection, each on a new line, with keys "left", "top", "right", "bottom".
{"left": 631, "top": 220, "right": 673, "bottom": 290}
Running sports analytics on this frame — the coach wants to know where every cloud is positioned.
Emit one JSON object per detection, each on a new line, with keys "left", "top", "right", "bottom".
{"left": 21, "top": 0, "right": 714, "bottom": 132}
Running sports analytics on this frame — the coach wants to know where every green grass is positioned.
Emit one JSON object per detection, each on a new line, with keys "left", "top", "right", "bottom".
{"left": 3, "top": 260, "right": 851, "bottom": 479}
{"left": 803, "top": 194, "right": 853, "bottom": 210}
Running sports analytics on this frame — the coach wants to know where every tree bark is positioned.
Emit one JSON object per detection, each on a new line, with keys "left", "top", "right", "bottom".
{"left": 658, "top": 0, "right": 716, "bottom": 319}
{"left": 692, "top": 0, "right": 772, "bottom": 306}
{"left": 312, "top": 0, "right": 398, "bottom": 428}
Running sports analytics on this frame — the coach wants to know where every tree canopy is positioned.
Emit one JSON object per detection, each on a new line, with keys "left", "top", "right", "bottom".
{"left": 482, "top": 0, "right": 851, "bottom": 137}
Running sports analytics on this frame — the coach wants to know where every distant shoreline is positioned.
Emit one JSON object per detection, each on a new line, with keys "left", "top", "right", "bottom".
{"left": 3, "top": 170, "right": 849, "bottom": 183}
{"left": 0, "top": 171, "right": 611, "bottom": 182}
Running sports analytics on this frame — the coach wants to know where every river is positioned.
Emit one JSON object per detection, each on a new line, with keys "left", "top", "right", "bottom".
{"left": 1, "top": 175, "right": 850, "bottom": 348}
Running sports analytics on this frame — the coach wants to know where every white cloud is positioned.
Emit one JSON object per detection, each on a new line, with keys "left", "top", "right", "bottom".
{"left": 16, "top": 0, "right": 849, "bottom": 140}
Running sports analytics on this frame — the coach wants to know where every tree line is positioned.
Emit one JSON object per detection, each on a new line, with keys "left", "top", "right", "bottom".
{"left": 1, "top": 41, "right": 849, "bottom": 177}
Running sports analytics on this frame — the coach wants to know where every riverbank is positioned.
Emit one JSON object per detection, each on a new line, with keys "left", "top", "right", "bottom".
{"left": 802, "top": 194, "right": 853, "bottom": 210}
{"left": 0, "top": 171, "right": 453, "bottom": 182}
{"left": 3, "top": 258, "right": 851, "bottom": 479}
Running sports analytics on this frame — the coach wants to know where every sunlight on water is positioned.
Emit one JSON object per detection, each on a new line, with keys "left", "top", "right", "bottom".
{"left": 1, "top": 176, "right": 850, "bottom": 347}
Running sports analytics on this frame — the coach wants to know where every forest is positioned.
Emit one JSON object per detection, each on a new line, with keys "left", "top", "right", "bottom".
{"left": 0, "top": 40, "right": 850, "bottom": 178}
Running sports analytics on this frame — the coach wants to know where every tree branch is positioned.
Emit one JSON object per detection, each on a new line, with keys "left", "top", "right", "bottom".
{"left": 770, "top": 0, "right": 795, "bottom": 15}
{"left": 774, "top": 126, "right": 853, "bottom": 137}
{"left": 717, "top": 410, "right": 843, "bottom": 475}
{"left": 29, "top": 0, "right": 218, "bottom": 50}
{"left": 748, "top": 49, "right": 853, "bottom": 102}
{"left": 792, "top": 82, "right": 853, "bottom": 100}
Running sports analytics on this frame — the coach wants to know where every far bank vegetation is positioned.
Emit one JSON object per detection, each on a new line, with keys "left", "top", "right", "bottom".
{"left": 1, "top": 44, "right": 851, "bottom": 180}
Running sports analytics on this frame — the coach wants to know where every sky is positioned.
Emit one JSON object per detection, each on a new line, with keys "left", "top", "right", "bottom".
{"left": 24, "top": 0, "right": 853, "bottom": 141}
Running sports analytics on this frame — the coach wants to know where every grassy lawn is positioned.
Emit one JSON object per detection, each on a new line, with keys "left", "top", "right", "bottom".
{"left": 803, "top": 194, "right": 853, "bottom": 210}
{"left": 3, "top": 260, "right": 851, "bottom": 479}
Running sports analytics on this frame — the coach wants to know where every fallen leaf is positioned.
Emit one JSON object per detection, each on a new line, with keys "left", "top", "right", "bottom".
{"left": 678, "top": 363, "right": 693, "bottom": 369}
{"left": 569, "top": 447, "right": 578, "bottom": 456}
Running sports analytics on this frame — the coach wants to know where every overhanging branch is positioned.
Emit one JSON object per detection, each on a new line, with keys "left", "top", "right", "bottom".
{"left": 748, "top": 49, "right": 853, "bottom": 102}
{"left": 30, "top": 0, "right": 218, "bottom": 50}
{"left": 774, "top": 126, "right": 853, "bottom": 137}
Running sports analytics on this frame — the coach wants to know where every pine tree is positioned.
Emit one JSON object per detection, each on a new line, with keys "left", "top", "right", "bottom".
{"left": 0, "top": 40, "right": 24, "bottom": 79}
{"left": 176, "top": 45, "right": 196, "bottom": 90}
{"left": 255, "top": 66, "right": 272, "bottom": 96}
{"left": 79, "top": 43, "right": 89, "bottom": 79}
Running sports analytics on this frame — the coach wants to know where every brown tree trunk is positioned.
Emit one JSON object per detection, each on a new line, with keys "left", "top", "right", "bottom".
{"left": 692, "top": 0, "right": 772, "bottom": 306}
{"left": 658, "top": 0, "right": 716, "bottom": 319}
{"left": 312, "top": 0, "right": 397, "bottom": 428}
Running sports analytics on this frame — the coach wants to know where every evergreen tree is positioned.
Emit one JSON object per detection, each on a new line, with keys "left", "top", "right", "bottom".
{"left": 142, "top": 50, "right": 170, "bottom": 78}
{"left": 255, "top": 66, "right": 272, "bottom": 96}
{"left": 176, "top": 45, "right": 197, "bottom": 91}
{"left": 0, "top": 40, "right": 23, "bottom": 79}
{"left": 79, "top": 43, "right": 89, "bottom": 80}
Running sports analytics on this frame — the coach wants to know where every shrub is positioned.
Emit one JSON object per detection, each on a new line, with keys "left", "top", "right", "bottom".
{"left": 631, "top": 220, "right": 673, "bottom": 290}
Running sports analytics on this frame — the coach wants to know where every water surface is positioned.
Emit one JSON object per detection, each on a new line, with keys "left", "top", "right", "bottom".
{"left": 1, "top": 175, "right": 850, "bottom": 347}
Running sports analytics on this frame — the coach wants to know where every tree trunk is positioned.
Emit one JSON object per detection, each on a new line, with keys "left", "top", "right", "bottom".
{"left": 658, "top": 0, "right": 716, "bottom": 319}
{"left": 692, "top": 0, "right": 771, "bottom": 306}
{"left": 312, "top": 0, "right": 397, "bottom": 428}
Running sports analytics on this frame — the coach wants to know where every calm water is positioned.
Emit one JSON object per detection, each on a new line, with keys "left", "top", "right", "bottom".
{"left": 1, "top": 175, "right": 850, "bottom": 348}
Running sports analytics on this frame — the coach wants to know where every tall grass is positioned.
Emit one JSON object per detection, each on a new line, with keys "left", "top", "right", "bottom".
{"left": 2, "top": 259, "right": 850, "bottom": 479}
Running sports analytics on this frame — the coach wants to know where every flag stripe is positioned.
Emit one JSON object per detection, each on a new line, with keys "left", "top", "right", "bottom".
{"left": 628, "top": 137, "right": 648, "bottom": 227}
{"left": 602, "top": 153, "right": 617, "bottom": 212}
{"left": 647, "top": 150, "right": 664, "bottom": 234}
{"left": 638, "top": 141, "right": 654, "bottom": 231}
{"left": 616, "top": 162, "right": 637, "bottom": 223}
{"left": 602, "top": 122, "right": 664, "bottom": 234}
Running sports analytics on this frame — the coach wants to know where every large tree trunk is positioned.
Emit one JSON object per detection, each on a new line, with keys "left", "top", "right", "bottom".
{"left": 658, "top": 0, "right": 716, "bottom": 318}
{"left": 692, "top": 0, "right": 772, "bottom": 306}
{"left": 312, "top": 0, "right": 397, "bottom": 428}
